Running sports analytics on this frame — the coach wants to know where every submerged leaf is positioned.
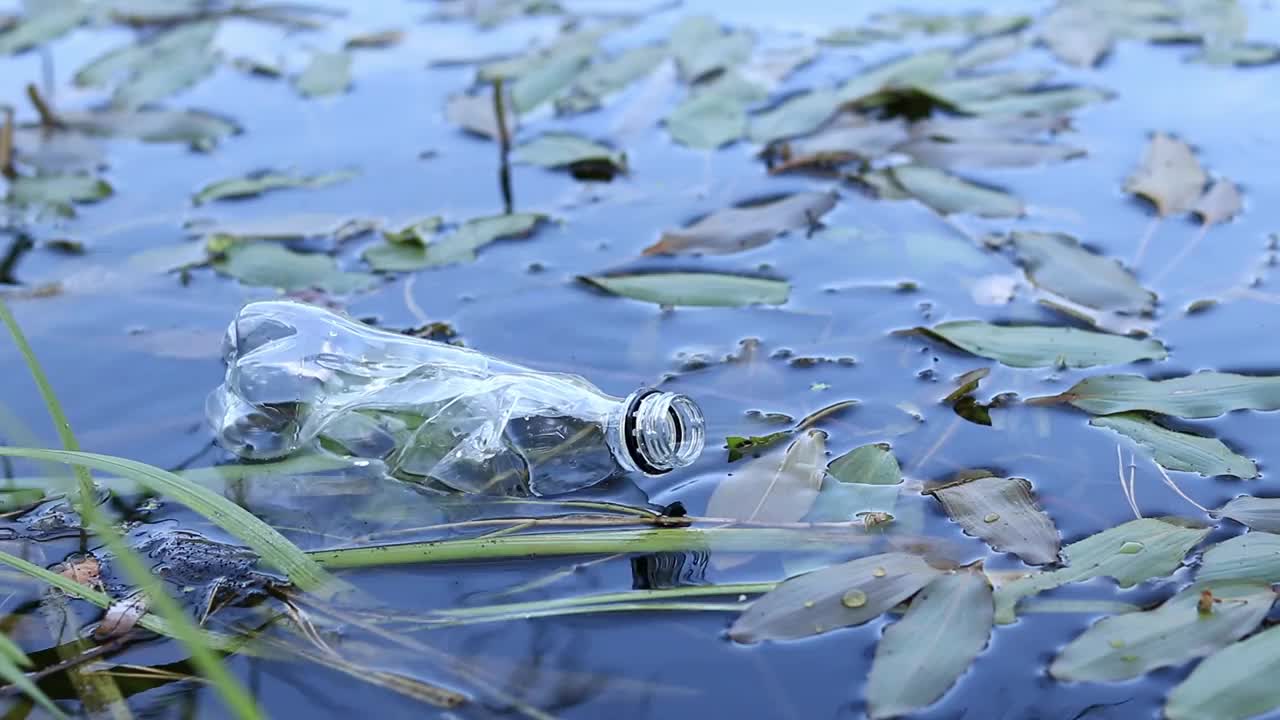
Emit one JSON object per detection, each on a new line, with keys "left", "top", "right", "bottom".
{"left": 644, "top": 191, "right": 836, "bottom": 255}
{"left": 1165, "top": 622, "right": 1280, "bottom": 720}
{"left": 213, "top": 243, "right": 377, "bottom": 293}
{"left": 896, "top": 138, "right": 1084, "bottom": 169}
{"left": 193, "top": 169, "right": 357, "bottom": 205}
{"left": 1046, "top": 372, "right": 1280, "bottom": 418}
{"left": 729, "top": 553, "right": 942, "bottom": 642}
{"left": 581, "top": 272, "right": 789, "bottom": 307}
{"left": 1197, "top": 532, "right": 1280, "bottom": 584}
{"left": 866, "top": 569, "right": 993, "bottom": 719}
{"left": 1011, "top": 231, "right": 1155, "bottom": 314}
{"left": 1193, "top": 179, "right": 1242, "bottom": 226}
{"left": 993, "top": 518, "right": 1209, "bottom": 623}
{"left": 1125, "top": 132, "right": 1207, "bottom": 216}
{"left": 1051, "top": 583, "right": 1274, "bottom": 682}
{"left": 889, "top": 165, "right": 1024, "bottom": 217}
{"left": 294, "top": 50, "right": 353, "bottom": 97}
{"left": 919, "top": 321, "right": 1166, "bottom": 368}
{"left": 1090, "top": 413, "right": 1258, "bottom": 479}
{"left": 1217, "top": 496, "right": 1280, "bottom": 533}
{"left": 929, "top": 476, "right": 1060, "bottom": 565}
{"left": 706, "top": 429, "right": 827, "bottom": 525}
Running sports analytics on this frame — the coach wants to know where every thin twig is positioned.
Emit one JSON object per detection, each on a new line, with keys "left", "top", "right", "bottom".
{"left": 24, "top": 84, "right": 60, "bottom": 130}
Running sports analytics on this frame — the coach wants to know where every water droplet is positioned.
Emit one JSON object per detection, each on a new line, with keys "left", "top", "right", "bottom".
{"left": 872, "top": 567, "right": 887, "bottom": 578}
{"left": 803, "top": 600, "right": 815, "bottom": 608}
{"left": 1118, "top": 541, "right": 1144, "bottom": 554}
{"left": 841, "top": 589, "right": 868, "bottom": 608}
{"left": 983, "top": 512, "right": 1000, "bottom": 523}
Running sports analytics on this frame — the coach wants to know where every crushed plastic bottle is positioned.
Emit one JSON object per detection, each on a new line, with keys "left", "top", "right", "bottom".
{"left": 207, "top": 300, "right": 705, "bottom": 496}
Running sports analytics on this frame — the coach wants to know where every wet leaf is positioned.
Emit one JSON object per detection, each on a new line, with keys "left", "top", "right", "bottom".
{"left": 771, "top": 115, "right": 908, "bottom": 171}
{"left": 1216, "top": 496, "right": 1280, "bottom": 533}
{"left": 927, "top": 69, "right": 1055, "bottom": 105}
{"left": 1165, "top": 622, "right": 1280, "bottom": 720}
{"left": 669, "top": 15, "right": 753, "bottom": 81}
{"left": 509, "top": 44, "right": 594, "bottom": 113}
{"left": 724, "top": 431, "right": 791, "bottom": 462}
{"left": 954, "top": 32, "right": 1027, "bottom": 69}
{"left": 896, "top": 138, "right": 1084, "bottom": 169}
{"left": 294, "top": 50, "right": 352, "bottom": 98}
{"left": 1041, "top": 4, "right": 1114, "bottom": 67}
{"left": 829, "top": 442, "right": 901, "bottom": 486}
{"left": 1090, "top": 413, "right": 1257, "bottom": 479}
{"left": 866, "top": 569, "right": 993, "bottom": 719}
{"left": 581, "top": 272, "right": 790, "bottom": 307}
{"left": 910, "top": 114, "right": 1071, "bottom": 141}
{"left": 959, "top": 86, "right": 1113, "bottom": 115}
{"left": 11, "top": 127, "right": 105, "bottom": 173}
{"left": 95, "top": 591, "right": 150, "bottom": 640}
{"left": 0, "top": 1, "right": 88, "bottom": 55}
{"left": 345, "top": 29, "right": 404, "bottom": 50}
{"left": 74, "top": 21, "right": 217, "bottom": 88}
{"left": 1125, "top": 132, "right": 1207, "bottom": 216}
{"left": 193, "top": 214, "right": 377, "bottom": 246}
{"left": 193, "top": 169, "right": 358, "bottom": 205}
{"left": 576, "top": 45, "right": 666, "bottom": 97}
{"left": 888, "top": 165, "right": 1024, "bottom": 217}
{"left": 365, "top": 213, "right": 543, "bottom": 271}
{"left": 1011, "top": 231, "right": 1155, "bottom": 313}
{"left": 445, "top": 91, "right": 516, "bottom": 141}
{"left": 993, "top": 518, "right": 1209, "bottom": 623}
{"left": 729, "top": 553, "right": 943, "bottom": 642}
{"left": 1193, "top": 179, "right": 1242, "bottom": 226}
{"left": 1051, "top": 583, "right": 1274, "bottom": 682}
{"left": 1046, "top": 372, "right": 1280, "bottom": 418}
{"left": 1196, "top": 532, "right": 1280, "bottom": 584}
{"left": 929, "top": 476, "right": 1061, "bottom": 565}
{"left": 919, "top": 321, "right": 1167, "bottom": 368}
{"left": 747, "top": 88, "right": 842, "bottom": 145}
{"left": 666, "top": 89, "right": 748, "bottom": 148}
{"left": 512, "top": 133, "right": 625, "bottom": 177}
{"left": 213, "top": 243, "right": 378, "bottom": 293}
{"left": 707, "top": 429, "right": 826, "bottom": 525}
{"left": 811, "top": 442, "right": 902, "bottom": 521}
{"left": 1191, "top": 42, "right": 1280, "bottom": 66}
{"left": 643, "top": 191, "right": 836, "bottom": 255}
{"left": 6, "top": 173, "right": 113, "bottom": 216}
{"left": 59, "top": 108, "right": 240, "bottom": 147}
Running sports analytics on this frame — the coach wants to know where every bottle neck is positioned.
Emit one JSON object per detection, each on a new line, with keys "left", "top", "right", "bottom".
{"left": 610, "top": 389, "right": 705, "bottom": 476}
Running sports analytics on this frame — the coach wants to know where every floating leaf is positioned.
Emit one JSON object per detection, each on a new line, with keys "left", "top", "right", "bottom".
{"left": 836, "top": 48, "right": 953, "bottom": 105}
{"left": 1190, "top": 42, "right": 1280, "bottom": 67}
{"left": 929, "top": 476, "right": 1061, "bottom": 565}
{"left": 1011, "top": 231, "right": 1155, "bottom": 313}
{"left": 729, "top": 553, "right": 942, "bottom": 642}
{"left": 771, "top": 114, "right": 908, "bottom": 171}
{"left": 294, "top": 50, "right": 352, "bottom": 97}
{"left": 11, "top": 127, "right": 105, "bottom": 173}
{"left": 669, "top": 15, "right": 753, "bottom": 81}
{"left": 666, "top": 89, "right": 748, "bottom": 148}
{"left": 643, "top": 191, "right": 836, "bottom": 255}
{"left": 509, "top": 43, "right": 594, "bottom": 113}
{"left": 581, "top": 272, "right": 789, "bottom": 307}
{"left": 959, "top": 86, "right": 1113, "bottom": 115}
{"left": 213, "top": 243, "right": 377, "bottom": 293}
{"left": 576, "top": 45, "right": 666, "bottom": 97}
{"left": 193, "top": 214, "right": 377, "bottom": 246}
{"left": 512, "top": 133, "right": 625, "bottom": 178}
{"left": 1165, "top": 622, "right": 1280, "bottom": 720}
{"left": 6, "top": 173, "right": 113, "bottom": 216}
{"left": 364, "top": 213, "right": 543, "bottom": 271}
{"left": 888, "top": 165, "right": 1024, "bottom": 217}
{"left": 1193, "top": 179, "right": 1242, "bottom": 226}
{"left": 1197, "top": 532, "right": 1280, "bottom": 584}
{"left": 344, "top": 29, "right": 404, "bottom": 49}
{"left": 1217, "top": 497, "right": 1280, "bottom": 533}
{"left": 1125, "top": 132, "right": 1207, "bottom": 216}
{"left": 895, "top": 138, "right": 1084, "bottom": 169}
{"left": 866, "top": 569, "right": 993, "bottom": 719}
{"left": 911, "top": 114, "right": 1071, "bottom": 141}
{"left": 810, "top": 442, "right": 902, "bottom": 522}
{"left": 927, "top": 69, "right": 1055, "bottom": 105}
{"left": 954, "top": 33, "right": 1027, "bottom": 69}
{"left": 1090, "top": 413, "right": 1258, "bottom": 479}
{"left": 829, "top": 442, "right": 901, "bottom": 486}
{"left": 993, "top": 518, "right": 1209, "bottom": 623}
{"left": 445, "top": 91, "right": 516, "bottom": 140}
{"left": 706, "top": 429, "right": 826, "bottom": 524}
{"left": 918, "top": 321, "right": 1167, "bottom": 368}
{"left": 193, "top": 169, "right": 358, "bottom": 205}
{"left": 0, "top": 1, "right": 87, "bottom": 55}
{"left": 100, "top": 22, "right": 221, "bottom": 109}
{"left": 75, "top": 21, "right": 217, "bottom": 88}
{"left": 1046, "top": 372, "right": 1280, "bottom": 418}
{"left": 59, "top": 108, "right": 240, "bottom": 147}
{"left": 1041, "top": 4, "right": 1113, "bottom": 67}
{"left": 747, "top": 88, "right": 842, "bottom": 145}
{"left": 1051, "top": 582, "right": 1274, "bottom": 682}
{"left": 362, "top": 218, "right": 443, "bottom": 271}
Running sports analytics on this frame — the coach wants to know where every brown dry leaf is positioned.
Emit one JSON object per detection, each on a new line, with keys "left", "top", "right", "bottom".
{"left": 1125, "top": 132, "right": 1207, "bottom": 216}
{"left": 94, "top": 591, "right": 150, "bottom": 640}
{"left": 1193, "top": 178, "right": 1242, "bottom": 226}
{"left": 643, "top": 191, "right": 837, "bottom": 255}
{"left": 59, "top": 553, "right": 102, "bottom": 588}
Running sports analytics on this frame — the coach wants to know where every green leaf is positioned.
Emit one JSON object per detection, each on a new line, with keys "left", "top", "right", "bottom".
{"left": 363, "top": 213, "right": 543, "bottom": 271}
{"left": 829, "top": 442, "right": 901, "bottom": 486}
{"left": 6, "top": 173, "right": 113, "bottom": 216}
{"left": 0, "top": 446, "right": 333, "bottom": 592}
{"left": 959, "top": 86, "right": 1113, "bottom": 115}
{"left": 747, "top": 88, "right": 842, "bottom": 144}
{"left": 1216, "top": 496, "right": 1280, "bottom": 533}
{"left": 1090, "top": 413, "right": 1258, "bottom": 479}
{"left": 669, "top": 16, "right": 753, "bottom": 81}
{"left": 1046, "top": 372, "right": 1280, "bottom": 418}
{"left": 927, "top": 69, "right": 1054, "bottom": 105}
{"left": 1041, "top": 4, "right": 1114, "bottom": 67}
{"left": 294, "top": 50, "right": 352, "bottom": 97}
{"left": 1011, "top": 231, "right": 1155, "bottom": 313}
{"left": 919, "top": 321, "right": 1167, "bottom": 368}
{"left": 445, "top": 91, "right": 516, "bottom": 140}
{"left": 576, "top": 44, "right": 667, "bottom": 97}
{"left": 580, "top": 272, "right": 789, "bottom": 307}
{"left": 836, "top": 48, "right": 953, "bottom": 104}
{"left": 810, "top": 442, "right": 902, "bottom": 522}
{"left": 1125, "top": 132, "right": 1207, "bottom": 216}
{"left": 993, "top": 517, "right": 1209, "bottom": 623}
{"left": 213, "top": 243, "right": 378, "bottom": 293}
{"left": 103, "top": 22, "right": 221, "bottom": 109}
{"left": 59, "top": 108, "right": 240, "bottom": 146}
{"left": 729, "top": 553, "right": 943, "bottom": 642}
{"left": 911, "top": 113, "right": 1071, "bottom": 141}
{"left": 896, "top": 138, "right": 1084, "bottom": 169}
{"left": 510, "top": 45, "right": 592, "bottom": 113}
{"left": 725, "top": 431, "right": 792, "bottom": 462}
{"left": 929, "top": 475, "right": 1061, "bottom": 565}
{"left": 1196, "top": 532, "right": 1280, "bottom": 585}
{"left": 75, "top": 20, "right": 217, "bottom": 87}
{"left": 512, "top": 133, "right": 625, "bottom": 174}
{"left": 193, "top": 169, "right": 358, "bottom": 204}
{"left": 667, "top": 86, "right": 750, "bottom": 148}
{"left": 1051, "top": 583, "right": 1275, "bottom": 682}
{"left": 866, "top": 569, "right": 993, "bottom": 719}
{"left": 1166, "top": 622, "right": 1280, "bottom": 720}
{"left": 954, "top": 32, "right": 1027, "bottom": 69}
{"left": 1191, "top": 42, "right": 1280, "bottom": 66}
{"left": 706, "top": 429, "right": 826, "bottom": 524}
{"left": 888, "top": 164, "right": 1024, "bottom": 217}
{"left": 1193, "top": 178, "right": 1242, "bottom": 227}
{"left": 643, "top": 191, "right": 836, "bottom": 255}
{"left": 0, "top": 1, "right": 87, "bottom": 55}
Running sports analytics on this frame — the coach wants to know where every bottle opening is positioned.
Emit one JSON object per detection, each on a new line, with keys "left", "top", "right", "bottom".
{"left": 621, "top": 389, "right": 705, "bottom": 475}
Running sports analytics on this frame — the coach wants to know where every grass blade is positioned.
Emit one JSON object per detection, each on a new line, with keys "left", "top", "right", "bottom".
{"left": 0, "top": 632, "right": 69, "bottom": 719}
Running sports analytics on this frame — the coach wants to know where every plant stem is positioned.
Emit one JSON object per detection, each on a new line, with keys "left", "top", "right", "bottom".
{"left": 492, "top": 77, "right": 513, "bottom": 214}
{"left": 23, "top": 84, "right": 59, "bottom": 130}
{"left": 427, "top": 582, "right": 774, "bottom": 620}
{"left": 421, "top": 601, "right": 748, "bottom": 628}
{"left": 0, "top": 106, "right": 14, "bottom": 180}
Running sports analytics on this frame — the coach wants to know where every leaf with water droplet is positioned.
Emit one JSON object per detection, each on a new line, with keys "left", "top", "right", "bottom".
{"left": 1125, "top": 132, "right": 1207, "bottom": 217}
{"left": 1011, "top": 231, "right": 1155, "bottom": 314}
{"left": 1041, "top": 372, "right": 1280, "bottom": 418}
{"left": 929, "top": 475, "right": 1061, "bottom": 565}
{"left": 993, "top": 517, "right": 1209, "bottom": 623}
{"left": 917, "top": 321, "right": 1167, "bottom": 369}
{"left": 866, "top": 568, "right": 993, "bottom": 719}
{"left": 1051, "top": 582, "right": 1274, "bottom": 682}
{"left": 643, "top": 191, "right": 836, "bottom": 256}
{"left": 1090, "top": 413, "right": 1258, "bottom": 479}
{"left": 580, "top": 272, "right": 789, "bottom": 307}
{"left": 729, "top": 552, "right": 942, "bottom": 642}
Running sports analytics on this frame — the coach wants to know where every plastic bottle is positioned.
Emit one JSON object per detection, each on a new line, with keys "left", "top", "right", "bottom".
{"left": 207, "top": 300, "right": 705, "bottom": 496}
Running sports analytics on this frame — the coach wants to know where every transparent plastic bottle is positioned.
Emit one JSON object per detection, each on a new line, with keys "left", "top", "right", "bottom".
{"left": 207, "top": 300, "right": 705, "bottom": 496}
